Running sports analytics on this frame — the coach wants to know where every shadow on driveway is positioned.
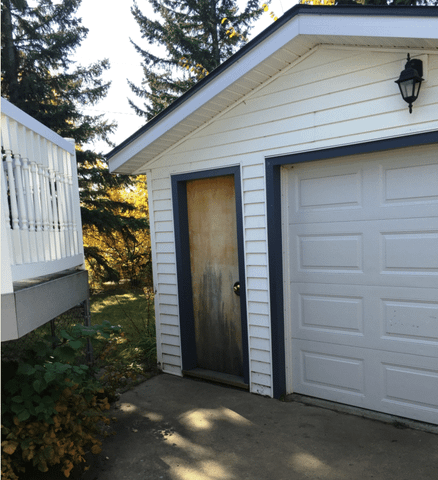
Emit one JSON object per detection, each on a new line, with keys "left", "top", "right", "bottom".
{"left": 83, "top": 374, "right": 438, "bottom": 480}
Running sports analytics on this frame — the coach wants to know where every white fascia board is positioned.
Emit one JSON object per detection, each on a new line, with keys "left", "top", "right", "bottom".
{"left": 1, "top": 98, "right": 75, "bottom": 154}
{"left": 108, "top": 19, "right": 302, "bottom": 173}
{"left": 298, "top": 14, "right": 438, "bottom": 40}
{"left": 108, "top": 13, "right": 437, "bottom": 174}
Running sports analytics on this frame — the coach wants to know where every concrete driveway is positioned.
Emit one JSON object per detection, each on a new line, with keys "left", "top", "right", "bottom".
{"left": 84, "top": 374, "right": 438, "bottom": 480}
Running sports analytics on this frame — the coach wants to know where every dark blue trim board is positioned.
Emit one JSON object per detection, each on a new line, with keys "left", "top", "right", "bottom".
{"left": 266, "top": 131, "right": 438, "bottom": 399}
{"left": 171, "top": 166, "right": 249, "bottom": 385}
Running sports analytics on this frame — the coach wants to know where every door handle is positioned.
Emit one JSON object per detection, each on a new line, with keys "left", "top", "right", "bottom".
{"left": 233, "top": 281, "right": 240, "bottom": 296}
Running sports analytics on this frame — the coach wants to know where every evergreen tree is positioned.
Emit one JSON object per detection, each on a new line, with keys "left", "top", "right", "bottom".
{"left": 1, "top": 0, "right": 149, "bottom": 284}
{"left": 129, "top": 0, "right": 264, "bottom": 120}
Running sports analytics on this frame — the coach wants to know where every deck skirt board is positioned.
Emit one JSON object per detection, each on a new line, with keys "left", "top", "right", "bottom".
{"left": 1, "top": 269, "right": 89, "bottom": 341}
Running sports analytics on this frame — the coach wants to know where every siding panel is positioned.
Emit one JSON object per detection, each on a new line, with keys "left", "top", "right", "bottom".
{"left": 161, "top": 344, "right": 181, "bottom": 356}
{"left": 160, "top": 317, "right": 179, "bottom": 329}
{"left": 161, "top": 334, "right": 180, "bottom": 347}
{"left": 162, "top": 353, "right": 181, "bottom": 366}
{"left": 245, "top": 228, "right": 267, "bottom": 241}
{"left": 244, "top": 190, "right": 265, "bottom": 204}
{"left": 250, "top": 337, "right": 271, "bottom": 351}
{"left": 244, "top": 203, "right": 265, "bottom": 216}
{"left": 251, "top": 372, "right": 272, "bottom": 387}
{"left": 251, "top": 360, "right": 271, "bottom": 375}
{"left": 250, "top": 348, "right": 271, "bottom": 363}
{"left": 159, "top": 304, "right": 179, "bottom": 315}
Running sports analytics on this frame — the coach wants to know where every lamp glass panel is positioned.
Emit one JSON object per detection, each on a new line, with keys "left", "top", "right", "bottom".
{"left": 413, "top": 80, "right": 421, "bottom": 97}
{"left": 400, "top": 79, "right": 414, "bottom": 99}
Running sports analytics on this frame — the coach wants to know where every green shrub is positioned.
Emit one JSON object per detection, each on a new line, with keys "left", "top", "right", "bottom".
{"left": 1, "top": 322, "right": 122, "bottom": 479}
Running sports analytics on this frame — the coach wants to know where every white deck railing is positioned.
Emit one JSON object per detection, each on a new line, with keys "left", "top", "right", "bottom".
{"left": 1, "top": 98, "right": 84, "bottom": 294}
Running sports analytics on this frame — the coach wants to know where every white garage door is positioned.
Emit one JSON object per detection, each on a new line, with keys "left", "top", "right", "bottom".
{"left": 282, "top": 144, "right": 438, "bottom": 425}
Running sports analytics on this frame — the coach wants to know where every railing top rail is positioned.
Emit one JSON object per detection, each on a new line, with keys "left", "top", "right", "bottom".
{"left": 1, "top": 98, "right": 75, "bottom": 155}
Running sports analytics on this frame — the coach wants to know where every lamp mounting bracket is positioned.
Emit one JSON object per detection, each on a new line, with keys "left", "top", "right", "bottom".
{"left": 406, "top": 55, "right": 423, "bottom": 78}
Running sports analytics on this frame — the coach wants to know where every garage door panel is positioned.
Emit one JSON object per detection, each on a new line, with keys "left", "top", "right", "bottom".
{"left": 379, "top": 353, "right": 438, "bottom": 423}
{"left": 382, "top": 159, "right": 438, "bottom": 204}
{"left": 291, "top": 286, "right": 368, "bottom": 349}
{"left": 288, "top": 165, "right": 365, "bottom": 224}
{"left": 289, "top": 202, "right": 438, "bottom": 225}
{"left": 290, "top": 221, "right": 368, "bottom": 277}
{"left": 292, "top": 340, "right": 371, "bottom": 407}
{"left": 381, "top": 231, "right": 438, "bottom": 273}
{"left": 287, "top": 146, "right": 438, "bottom": 225}
{"left": 381, "top": 298, "right": 438, "bottom": 344}
{"left": 382, "top": 363, "right": 438, "bottom": 409}
{"left": 298, "top": 291, "right": 364, "bottom": 335}
{"left": 293, "top": 341, "right": 438, "bottom": 423}
{"left": 298, "top": 233, "right": 363, "bottom": 272}
{"left": 290, "top": 218, "right": 438, "bottom": 288}
{"left": 291, "top": 283, "right": 438, "bottom": 357}
{"left": 296, "top": 168, "right": 363, "bottom": 210}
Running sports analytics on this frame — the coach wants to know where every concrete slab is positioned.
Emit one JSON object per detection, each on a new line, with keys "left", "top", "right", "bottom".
{"left": 84, "top": 374, "right": 438, "bottom": 480}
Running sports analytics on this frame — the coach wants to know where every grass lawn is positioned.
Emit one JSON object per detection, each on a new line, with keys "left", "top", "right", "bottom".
{"left": 90, "top": 288, "right": 154, "bottom": 338}
{"left": 90, "top": 287, "right": 157, "bottom": 392}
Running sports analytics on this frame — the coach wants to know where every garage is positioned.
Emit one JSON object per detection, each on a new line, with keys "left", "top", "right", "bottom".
{"left": 281, "top": 144, "right": 438, "bottom": 424}
{"left": 107, "top": 5, "right": 438, "bottom": 425}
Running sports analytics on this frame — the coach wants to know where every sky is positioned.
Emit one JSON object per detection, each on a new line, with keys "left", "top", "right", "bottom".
{"left": 73, "top": 0, "right": 299, "bottom": 153}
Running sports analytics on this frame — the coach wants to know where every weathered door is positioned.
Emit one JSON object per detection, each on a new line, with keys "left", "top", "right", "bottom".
{"left": 186, "top": 175, "right": 243, "bottom": 376}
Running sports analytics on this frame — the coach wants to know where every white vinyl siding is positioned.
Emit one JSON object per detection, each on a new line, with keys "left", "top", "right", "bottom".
{"left": 147, "top": 46, "right": 438, "bottom": 395}
{"left": 241, "top": 163, "right": 272, "bottom": 396}
{"left": 148, "top": 172, "right": 181, "bottom": 376}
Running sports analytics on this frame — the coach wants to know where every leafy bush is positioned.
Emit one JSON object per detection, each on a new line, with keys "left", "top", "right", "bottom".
{"left": 1, "top": 322, "right": 122, "bottom": 479}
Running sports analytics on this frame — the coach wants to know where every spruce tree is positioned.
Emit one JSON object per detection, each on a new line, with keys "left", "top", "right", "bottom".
{"left": 1, "top": 0, "right": 149, "bottom": 285}
{"left": 129, "top": 0, "right": 263, "bottom": 120}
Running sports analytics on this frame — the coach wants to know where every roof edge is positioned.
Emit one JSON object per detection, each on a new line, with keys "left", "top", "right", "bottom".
{"left": 106, "top": 4, "right": 438, "bottom": 162}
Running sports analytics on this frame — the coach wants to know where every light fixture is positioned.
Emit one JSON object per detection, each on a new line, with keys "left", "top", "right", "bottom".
{"left": 395, "top": 54, "right": 423, "bottom": 114}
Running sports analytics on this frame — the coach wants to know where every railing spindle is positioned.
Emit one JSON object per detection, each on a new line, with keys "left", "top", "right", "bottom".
{"left": 11, "top": 121, "right": 31, "bottom": 263}
{"left": 37, "top": 137, "right": 51, "bottom": 261}
{"left": 63, "top": 149, "right": 74, "bottom": 256}
{"left": 48, "top": 142, "right": 61, "bottom": 259}
{"left": 30, "top": 131, "right": 45, "bottom": 262}
{"left": 21, "top": 127, "right": 38, "bottom": 263}
{"left": 1, "top": 115, "right": 23, "bottom": 264}
{"left": 42, "top": 139, "right": 56, "bottom": 260}
{"left": 56, "top": 146, "right": 67, "bottom": 258}
{"left": 69, "top": 150, "right": 79, "bottom": 255}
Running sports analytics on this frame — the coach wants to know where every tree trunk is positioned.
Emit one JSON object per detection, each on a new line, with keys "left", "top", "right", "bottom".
{"left": 209, "top": 0, "right": 221, "bottom": 66}
{"left": 2, "top": 0, "right": 20, "bottom": 105}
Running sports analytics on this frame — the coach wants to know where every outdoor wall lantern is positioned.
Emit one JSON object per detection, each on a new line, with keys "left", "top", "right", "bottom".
{"left": 395, "top": 54, "right": 424, "bottom": 114}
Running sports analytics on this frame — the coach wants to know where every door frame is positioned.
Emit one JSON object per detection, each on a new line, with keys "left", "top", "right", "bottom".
{"left": 265, "top": 131, "right": 438, "bottom": 399}
{"left": 171, "top": 166, "right": 249, "bottom": 385}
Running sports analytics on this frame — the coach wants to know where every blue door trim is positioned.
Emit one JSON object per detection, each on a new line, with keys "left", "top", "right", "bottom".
{"left": 171, "top": 166, "right": 249, "bottom": 385}
{"left": 265, "top": 131, "right": 438, "bottom": 399}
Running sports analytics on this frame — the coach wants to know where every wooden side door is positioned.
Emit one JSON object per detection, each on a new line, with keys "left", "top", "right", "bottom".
{"left": 186, "top": 175, "right": 243, "bottom": 376}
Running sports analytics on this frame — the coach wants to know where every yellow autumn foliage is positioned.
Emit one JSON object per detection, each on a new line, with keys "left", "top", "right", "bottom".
{"left": 83, "top": 175, "right": 152, "bottom": 289}
{"left": 1, "top": 386, "right": 111, "bottom": 479}
{"left": 299, "top": 0, "right": 336, "bottom": 4}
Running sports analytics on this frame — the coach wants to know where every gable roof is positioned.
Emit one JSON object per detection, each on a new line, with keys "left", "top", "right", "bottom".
{"left": 107, "top": 4, "right": 438, "bottom": 174}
